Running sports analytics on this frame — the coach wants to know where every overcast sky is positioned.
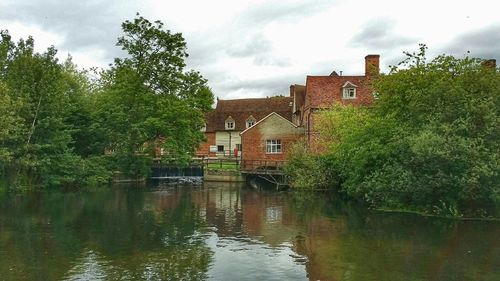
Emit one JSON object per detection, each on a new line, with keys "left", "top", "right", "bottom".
{"left": 1, "top": 0, "right": 499, "bottom": 99}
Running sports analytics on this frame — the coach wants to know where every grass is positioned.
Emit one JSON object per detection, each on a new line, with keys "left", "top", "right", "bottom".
{"left": 206, "top": 162, "right": 239, "bottom": 171}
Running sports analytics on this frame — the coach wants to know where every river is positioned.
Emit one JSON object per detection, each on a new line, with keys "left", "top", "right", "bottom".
{"left": 0, "top": 182, "right": 498, "bottom": 281}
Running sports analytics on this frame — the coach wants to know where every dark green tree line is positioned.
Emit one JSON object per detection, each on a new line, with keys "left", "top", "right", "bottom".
{"left": 0, "top": 14, "right": 213, "bottom": 190}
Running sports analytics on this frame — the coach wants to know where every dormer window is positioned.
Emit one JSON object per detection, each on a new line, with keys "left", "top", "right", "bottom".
{"left": 246, "top": 116, "right": 256, "bottom": 128}
{"left": 342, "top": 81, "right": 358, "bottom": 99}
{"left": 225, "top": 116, "right": 235, "bottom": 130}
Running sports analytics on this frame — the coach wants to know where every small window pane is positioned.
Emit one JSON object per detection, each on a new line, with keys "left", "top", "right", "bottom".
{"left": 343, "top": 88, "right": 356, "bottom": 99}
{"left": 266, "top": 139, "right": 282, "bottom": 153}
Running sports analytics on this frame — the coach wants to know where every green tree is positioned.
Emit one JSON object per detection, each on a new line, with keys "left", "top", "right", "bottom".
{"left": 92, "top": 14, "right": 213, "bottom": 178}
{"left": 0, "top": 30, "right": 110, "bottom": 189}
{"left": 284, "top": 141, "right": 328, "bottom": 189}
{"left": 315, "top": 46, "right": 500, "bottom": 217}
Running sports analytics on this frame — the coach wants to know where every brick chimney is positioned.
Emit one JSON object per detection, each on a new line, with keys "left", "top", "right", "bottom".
{"left": 365, "top": 54, "right": 380, "bottom": 76}
{"left": 481, "top": 59, "right": 496, "bottom": 69}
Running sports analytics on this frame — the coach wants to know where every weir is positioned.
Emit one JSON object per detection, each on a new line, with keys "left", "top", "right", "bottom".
{"left": 151, "top": 165, "right": 204, "bottom": 179}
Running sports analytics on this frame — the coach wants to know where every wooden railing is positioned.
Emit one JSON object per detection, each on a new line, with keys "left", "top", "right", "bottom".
{"left": 240, "top": 160, "right": 285, "bottom": 172}
{"left": 196, "top": 150, "right": 241, "bottom": 159}
{"left": 197, "top": 158, "right": 286, "bottom": 173}
{"left": 202, "top": 158, "right": 240, "bottom": 170}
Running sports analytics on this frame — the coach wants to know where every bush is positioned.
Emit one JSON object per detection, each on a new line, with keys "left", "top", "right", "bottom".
{"left": 313, "top": 46, "right": 500, "bottom": 217}
{"left": 284, "top": 141, "right": 331, "bottom": 190}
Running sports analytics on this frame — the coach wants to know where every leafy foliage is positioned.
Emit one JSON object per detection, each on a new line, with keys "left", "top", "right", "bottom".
{"left": 0, "top": 14, "right": 213, "bottom": 189}
{"left": 92, "top": 14, "right": 213, "bottom": 177}
{"left": 284, "top": 141, "right": 331, "bottom": 190}
{"left": 315, "top": 46, "right": 500, "bottom": 217}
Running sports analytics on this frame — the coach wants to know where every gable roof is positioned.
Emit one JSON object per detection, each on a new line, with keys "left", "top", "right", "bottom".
{"left": 342, "top": 81, "right": 358, "bottom": 88}
{"left": 205, "top": 96, "right": 293, "bottom": 132}
{"left": 240, "top": 112, "right": 299, "bottom": 135}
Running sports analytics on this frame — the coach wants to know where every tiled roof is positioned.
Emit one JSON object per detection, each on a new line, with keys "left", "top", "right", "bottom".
{"left": 205, "top": 96, "right": 293, "bottom": 132}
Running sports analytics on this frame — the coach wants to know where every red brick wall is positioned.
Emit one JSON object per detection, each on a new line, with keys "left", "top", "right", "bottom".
{"left": 304, "top": 75, "right": 376, "bottom": 152}
{"left": 241, "top": 114, "right": 304, "bottom": 169}
{"left": 306, "top": 76, "right": 375, "bottom": 109}
{"left": 365, "top": 54, "right": 380, "bottom": 76}
{"left": 196, "top": 132, "right": 216, "bottom": 157}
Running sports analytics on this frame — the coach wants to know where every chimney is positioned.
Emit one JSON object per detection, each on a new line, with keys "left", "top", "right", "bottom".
{"left": 481, "top": 59, "right": 496, "bottom": 69}
{"left": 365, "top": 54, "right": 380, "bottom": 76}
{"left": 289, "top": 85, "right": 295, "bottom": 97}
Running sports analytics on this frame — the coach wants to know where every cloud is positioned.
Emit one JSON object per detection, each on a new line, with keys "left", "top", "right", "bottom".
{"left": 226, "top": 33, "right": 290, "bottom": 66}
{"left": 0, "top": 0, "right": 134, "bottom": 65}
{"left": 215, "top": 73, "right": 305, "bottom": 99}
{"left": 227, "top": 33, "right": 272, "bottom": 57}
{"left": 350, "top": 19, "right": 415, "bottom": 50}
{"left": 239, "top": 0, "right": 336, "bottom": 26}
{"left": 443, "top": 25, "right": 500, "bottom": 59}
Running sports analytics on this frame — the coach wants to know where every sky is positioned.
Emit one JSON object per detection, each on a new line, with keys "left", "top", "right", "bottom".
{"left": 1, "top": 0, "right": 499, "bottom": 99}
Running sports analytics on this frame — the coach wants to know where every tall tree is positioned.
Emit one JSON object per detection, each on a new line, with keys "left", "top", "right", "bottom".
{"left": 0, "top": 30, "right": 109, "bottom": 189}
{"left": 93, "top": 14, "right": 213, "bottom": 177}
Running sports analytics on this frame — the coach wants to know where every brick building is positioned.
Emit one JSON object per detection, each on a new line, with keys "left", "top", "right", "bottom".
{"left": 240, "top": 112, "right": 304, "bottom": 170}
{"left": 198, "top": 54, "right": 380, "bottom": 162}
{"left": 292, "top": 55, "right": 380, "bottom": 147}
{"left": 196, "top": 96, "right": 293, "bottom": 157}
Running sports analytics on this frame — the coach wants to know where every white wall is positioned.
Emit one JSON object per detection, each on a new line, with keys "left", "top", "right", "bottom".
{"left": 215, "top": 131, "right": 242, "bottom": 151}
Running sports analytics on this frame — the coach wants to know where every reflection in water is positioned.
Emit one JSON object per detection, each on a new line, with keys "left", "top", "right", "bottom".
{"left": 0, "top": 183, "right": 499, "bottom": 281}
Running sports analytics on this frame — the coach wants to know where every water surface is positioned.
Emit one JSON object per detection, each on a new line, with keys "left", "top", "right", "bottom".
{"left": 0, "top": 182, "right": 498, "bottom": 281}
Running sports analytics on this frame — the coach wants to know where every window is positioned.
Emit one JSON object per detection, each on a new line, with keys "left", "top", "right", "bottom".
{"left": 266, "top": 139, "right": 282, "bottom": 154}
{"left": 246, "top": 116, "right": 256, "bottom": 128}
{"left": 342, "top": 81, "right": 358, "bottom": 99}
{"left": 343, "top": 87, "right": 356, "bottom": 99}
{"left": 200, "top": 123, "right": 207, "bottom": 132}
{"left": 225, "top": 116, "right": 235, "bottom": 130}
{"left": 217, "top": 145, "right": 224, "bottom": 152}
{"left": 236, "top": 144, "right": 242, "bottom": 151}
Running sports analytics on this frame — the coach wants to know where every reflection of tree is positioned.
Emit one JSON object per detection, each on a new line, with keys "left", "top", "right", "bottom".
{"left": 289, "top": 197, "right": 500, "bottom": 281}
{"left": 1, "top": 187, "right": 498, "bottom": 281}
{"left": 0, "top": 188, "right": 214, "bottom": 281}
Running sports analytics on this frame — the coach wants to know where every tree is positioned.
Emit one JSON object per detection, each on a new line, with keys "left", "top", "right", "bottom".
{"left": 315, "top": 46, "right": 500, "bottom": 217}
{"left": 93, "top": 14, "right": 213, "bottom": 178}
{"left": 0, "top": 30, "right": 110, "bottom": 189}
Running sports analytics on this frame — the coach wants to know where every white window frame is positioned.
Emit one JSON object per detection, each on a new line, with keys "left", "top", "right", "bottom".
{"left": 266, "top": 139, "right": 282, "bottom": 154}
{"left": 246, "top": 120, "right": 255, "bottom": 128}
{"left": 246, "top": 116, "right": 256, "bottom": 128}
{"left": 225, "top": 116, "right": 235, "bottom": 130}
{"left": 343, "top": 87, "right": 356, "bottom": 99}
